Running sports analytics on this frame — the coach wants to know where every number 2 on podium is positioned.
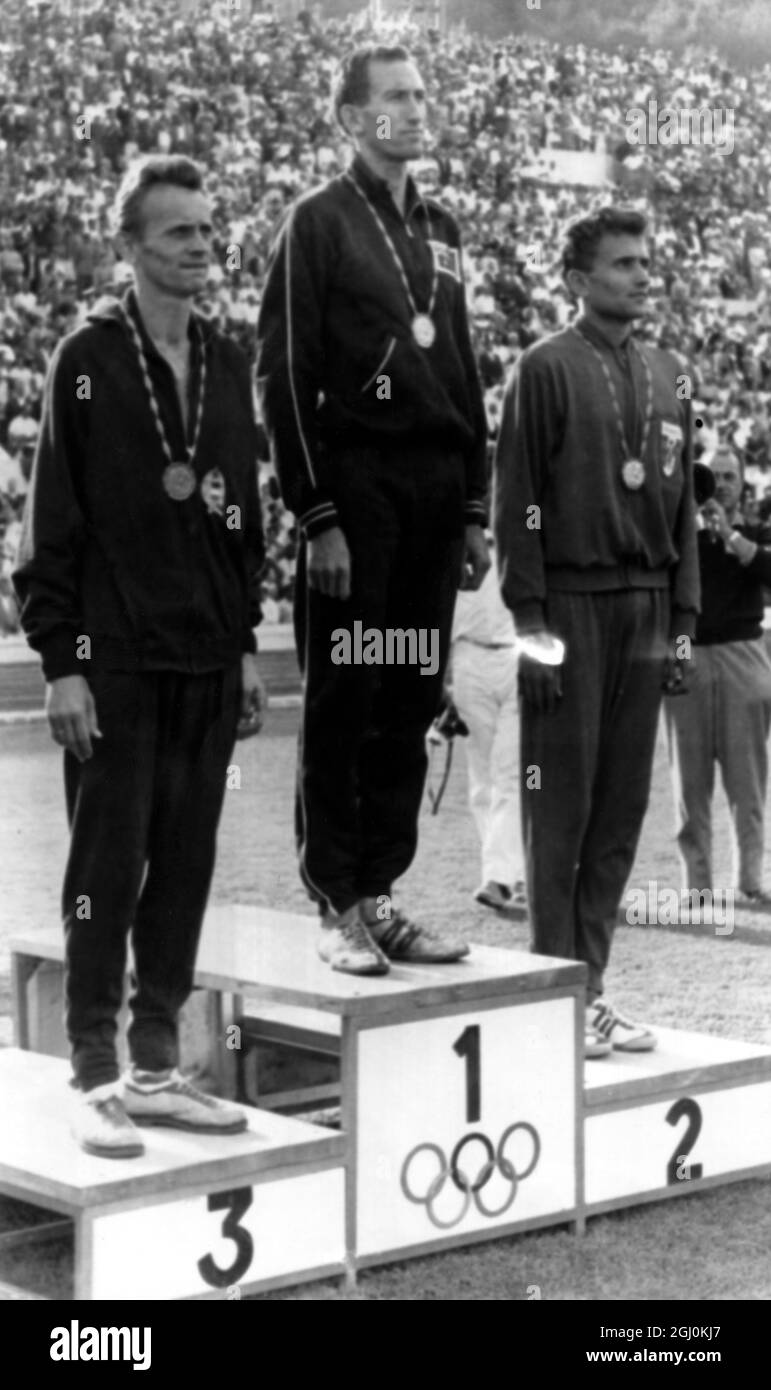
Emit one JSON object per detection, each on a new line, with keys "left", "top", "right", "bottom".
{"left": 453, "top": 1024, "right": 481, "bottom": 1123}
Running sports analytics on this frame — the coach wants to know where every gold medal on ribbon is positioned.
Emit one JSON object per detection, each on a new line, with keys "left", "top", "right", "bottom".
{"left": 345, "top": 172, "right": 439, "bottom": 353}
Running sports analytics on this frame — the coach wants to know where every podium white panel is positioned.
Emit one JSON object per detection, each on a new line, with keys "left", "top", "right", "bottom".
{"left": 90, "top": 1168, "right": 346, "bottom": 1300}
{"left": 586, "top": 1079, "right": 771, "bottom": 1209}
{"left": 355, "top": 997, "right": 577, "bottom": 1258}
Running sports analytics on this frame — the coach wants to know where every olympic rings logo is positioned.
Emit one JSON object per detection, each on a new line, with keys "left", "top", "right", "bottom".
{"left": 400, "top": 1123, "right": 541, "bottom": 1230}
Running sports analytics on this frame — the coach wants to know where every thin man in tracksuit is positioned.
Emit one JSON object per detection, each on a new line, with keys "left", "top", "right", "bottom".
{"left": 14, "top": 158, "right": 265, "bottom": 1156}
{"left": 494, "top": 206, "right": 700, "bottom": 1057}
{"left": 256, "top": 45, "right": 489, "bottom": 975}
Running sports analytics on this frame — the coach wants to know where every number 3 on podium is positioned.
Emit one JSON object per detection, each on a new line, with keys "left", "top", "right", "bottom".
{"left": 198, "top": 1187, "right": 254, "bottom": 1288}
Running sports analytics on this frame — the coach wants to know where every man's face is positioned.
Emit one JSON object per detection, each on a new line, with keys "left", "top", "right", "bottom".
{"left": 263, "top": 192, "right": 285, "bottom": 221}
{"left": 123, "top": 185, "right": 213, "bottom": 300}
{"left": 712, "top": 454, "right": 743, "bottom": 513}
{"left": 344, "top": 60, "right": 427, "bottom": 164}
{"left": 571, "top": 233, "right": 651, "bottom": 322}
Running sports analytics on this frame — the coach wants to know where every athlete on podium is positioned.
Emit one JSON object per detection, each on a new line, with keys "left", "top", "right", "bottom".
{"left": 494, "top": 207, "right": 700, "bottom": 1059}
{"left": 14, "top": 156, "right": 266, "bottom": 1157}
{"left": 257, "top": 45, "right": 489, "bottom": 975}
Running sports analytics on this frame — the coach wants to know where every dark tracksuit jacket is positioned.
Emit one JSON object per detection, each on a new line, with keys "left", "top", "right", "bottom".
{"left": 694, "top": 519, "right": 771, "bottom": 644}
{"left": 256, "top": 153, "right": 488, "bottom": 913}
{"left": 256, "top": 151, "right": 487, "bottom": 539}
{"left": 664, "top": 516, "right": 771, "bottom": 894}
{"left": 494, "top": 315, "right": 700, "bottom": 994}
{"left": 13, "top": 293, "right": 265, "bottom": 1088}
{"left": 15, "top": 292, "right": 264, "bottom": 677}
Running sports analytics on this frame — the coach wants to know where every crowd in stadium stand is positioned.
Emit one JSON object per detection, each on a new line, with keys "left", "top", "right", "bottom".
{"left": 4, "top": 0, "right": 771, "bottom": 632}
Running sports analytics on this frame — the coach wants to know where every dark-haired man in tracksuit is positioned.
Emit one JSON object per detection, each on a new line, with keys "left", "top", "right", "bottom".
{"left": 257, "top": 45, "right": 489, "bottom": 975}
{"left": 494, "top": 206, "right": 700, "bottom": 1058}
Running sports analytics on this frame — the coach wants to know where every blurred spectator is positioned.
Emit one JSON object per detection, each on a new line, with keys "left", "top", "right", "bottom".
{"left": 4, "top": 2, "right": 771, "bottom": 626}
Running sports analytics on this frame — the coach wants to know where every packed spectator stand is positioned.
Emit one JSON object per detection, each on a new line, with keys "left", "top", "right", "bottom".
{"left": 3, "top": 0, "right": 771, "bottom": 633}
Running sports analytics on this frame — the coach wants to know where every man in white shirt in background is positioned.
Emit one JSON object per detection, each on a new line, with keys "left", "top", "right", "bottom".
{"left": 450, "top": 538, "right": 525, "bottom": 911}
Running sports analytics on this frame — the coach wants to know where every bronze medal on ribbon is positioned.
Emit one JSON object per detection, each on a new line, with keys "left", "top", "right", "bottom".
{"left": 162, "top": 462, "right": 197, "bottom": 501}
{"left": 621, "top": 459, "right": 646, "bottom": 491}
{"left": 123, "top": 301, "right": 208, "bottom": 505}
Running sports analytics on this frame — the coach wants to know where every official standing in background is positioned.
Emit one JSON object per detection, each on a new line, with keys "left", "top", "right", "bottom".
{"left": 450, "top": 541, "right": 525, "bottom": 912}
{"left": 665, "top": 444, "right": 771, "bottom": 904}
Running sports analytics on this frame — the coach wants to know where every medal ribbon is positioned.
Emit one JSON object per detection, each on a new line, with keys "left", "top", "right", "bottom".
{"left": 572, "top": 325, "right": 653, "bottom": 463}
{"left": 123, "top": 304, "right": 207, "bottom": 469}
{"left": 344, "top": 172, "right": 438, "bottom": 325}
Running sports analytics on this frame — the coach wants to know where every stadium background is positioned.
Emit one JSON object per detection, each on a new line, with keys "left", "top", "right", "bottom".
{"left": 5, "top": 0, "right": 771, "bottom": 627}
{"left": 0, "top": 0, "right": 770, "bottom": 1300}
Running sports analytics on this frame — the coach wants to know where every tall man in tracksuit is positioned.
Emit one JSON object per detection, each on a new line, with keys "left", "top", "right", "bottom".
{"left": 14, "top": 156, "right": 266, "bottom": 1156}
{"left": 257, "top": 45, "right": 490, "bottom": 975}
{"left": 494, "top": 207, "right": 700, "bottom": 1057}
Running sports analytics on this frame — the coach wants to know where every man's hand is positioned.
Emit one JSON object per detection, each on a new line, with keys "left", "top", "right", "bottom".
{"left": 699, "top": 498, "right": 732, "bottom": 543}
{"left": 459, "top": 524, "right": 491, "bottom": 591}
{"left": 663, "top": 636, "right": 695, "bottom": 696}
{"left": 307, "top": 526, "right": 351, "bottom": 600}
{"left": 518, "top": 651, "right": 563, "bottom": 714}
{"left": 236, "top": 653, "right": 267, "bottom": 739}
{"left": 46, "top": 675, "right": 101, "bottom": 762}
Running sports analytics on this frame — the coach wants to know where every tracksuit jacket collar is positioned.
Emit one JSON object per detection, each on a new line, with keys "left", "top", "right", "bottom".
{"left": 86, "top": 288, "right": 215, "bottom": 354}
{"left": 573, "top": 311, "right": 636, "bottom": 356}
{"left": 348, "top": 151, "right": 427, "bottom": 224}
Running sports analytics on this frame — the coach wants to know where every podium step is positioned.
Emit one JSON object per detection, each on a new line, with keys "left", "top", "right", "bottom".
{"left": 0, "top": 1049, "right": 346, "bottom": 1299}
{"left": 584, "top": 1028, "right": 771, "bottom": 1214}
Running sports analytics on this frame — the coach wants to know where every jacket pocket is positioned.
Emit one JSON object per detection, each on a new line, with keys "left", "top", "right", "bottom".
{"left": 360, "top": 336, "right": 397, "bottom": 394}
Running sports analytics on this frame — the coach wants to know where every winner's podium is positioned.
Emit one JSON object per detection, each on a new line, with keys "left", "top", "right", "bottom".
{"left": 8, "top": 906, "right": 586, "bottom": 1279}
{"left": 207, "top": 908, "right": 586, "bottom": 1266}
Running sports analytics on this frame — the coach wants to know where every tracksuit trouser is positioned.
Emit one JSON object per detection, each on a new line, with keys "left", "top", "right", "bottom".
{"left": 294, "top": 442, "right": 465, "bottom": 916}
{"left": 452, "top": 640, "right": 523, "bottom": 888}
{"left": 62, "top": 665, "right": 240, "bottom": 1091}
{"left": 664, "top": 636, "right": 771, "bottom": 894}
{"left": 521, "top": 588, "right": 669, "bottom": 998}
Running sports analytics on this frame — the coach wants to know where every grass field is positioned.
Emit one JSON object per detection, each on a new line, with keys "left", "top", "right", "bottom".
{"left": 0, "top": 707, "right": 770, "bottom": 1300}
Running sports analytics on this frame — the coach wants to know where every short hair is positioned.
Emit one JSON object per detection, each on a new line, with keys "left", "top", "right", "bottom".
{"left": 332, "top": 45, "right": 411, "bottom": 130}
{"left": 112, "top": 155, "right": 204, "bottom": 240}
{"left": 709, "top": 444, "right": 744, "bottom": 476}
{"left": 562, "top": 206, "right": 648, "bottom": 278}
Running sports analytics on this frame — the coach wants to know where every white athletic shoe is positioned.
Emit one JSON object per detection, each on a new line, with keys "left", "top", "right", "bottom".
{"left": 584, "top": 1026, "right": 612, "bottom": 1060}
{"left": 587, "top": 999, "right": 657, "bottom": 1053}
{"left": 124, "top": 1068, "right": 247, "bottom": 1133}
{"left": 71, "top": 1080, "right": 145, "bottom": 1158}
{"left": 318, "top": 905, "right": 390, "bottom": 976}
